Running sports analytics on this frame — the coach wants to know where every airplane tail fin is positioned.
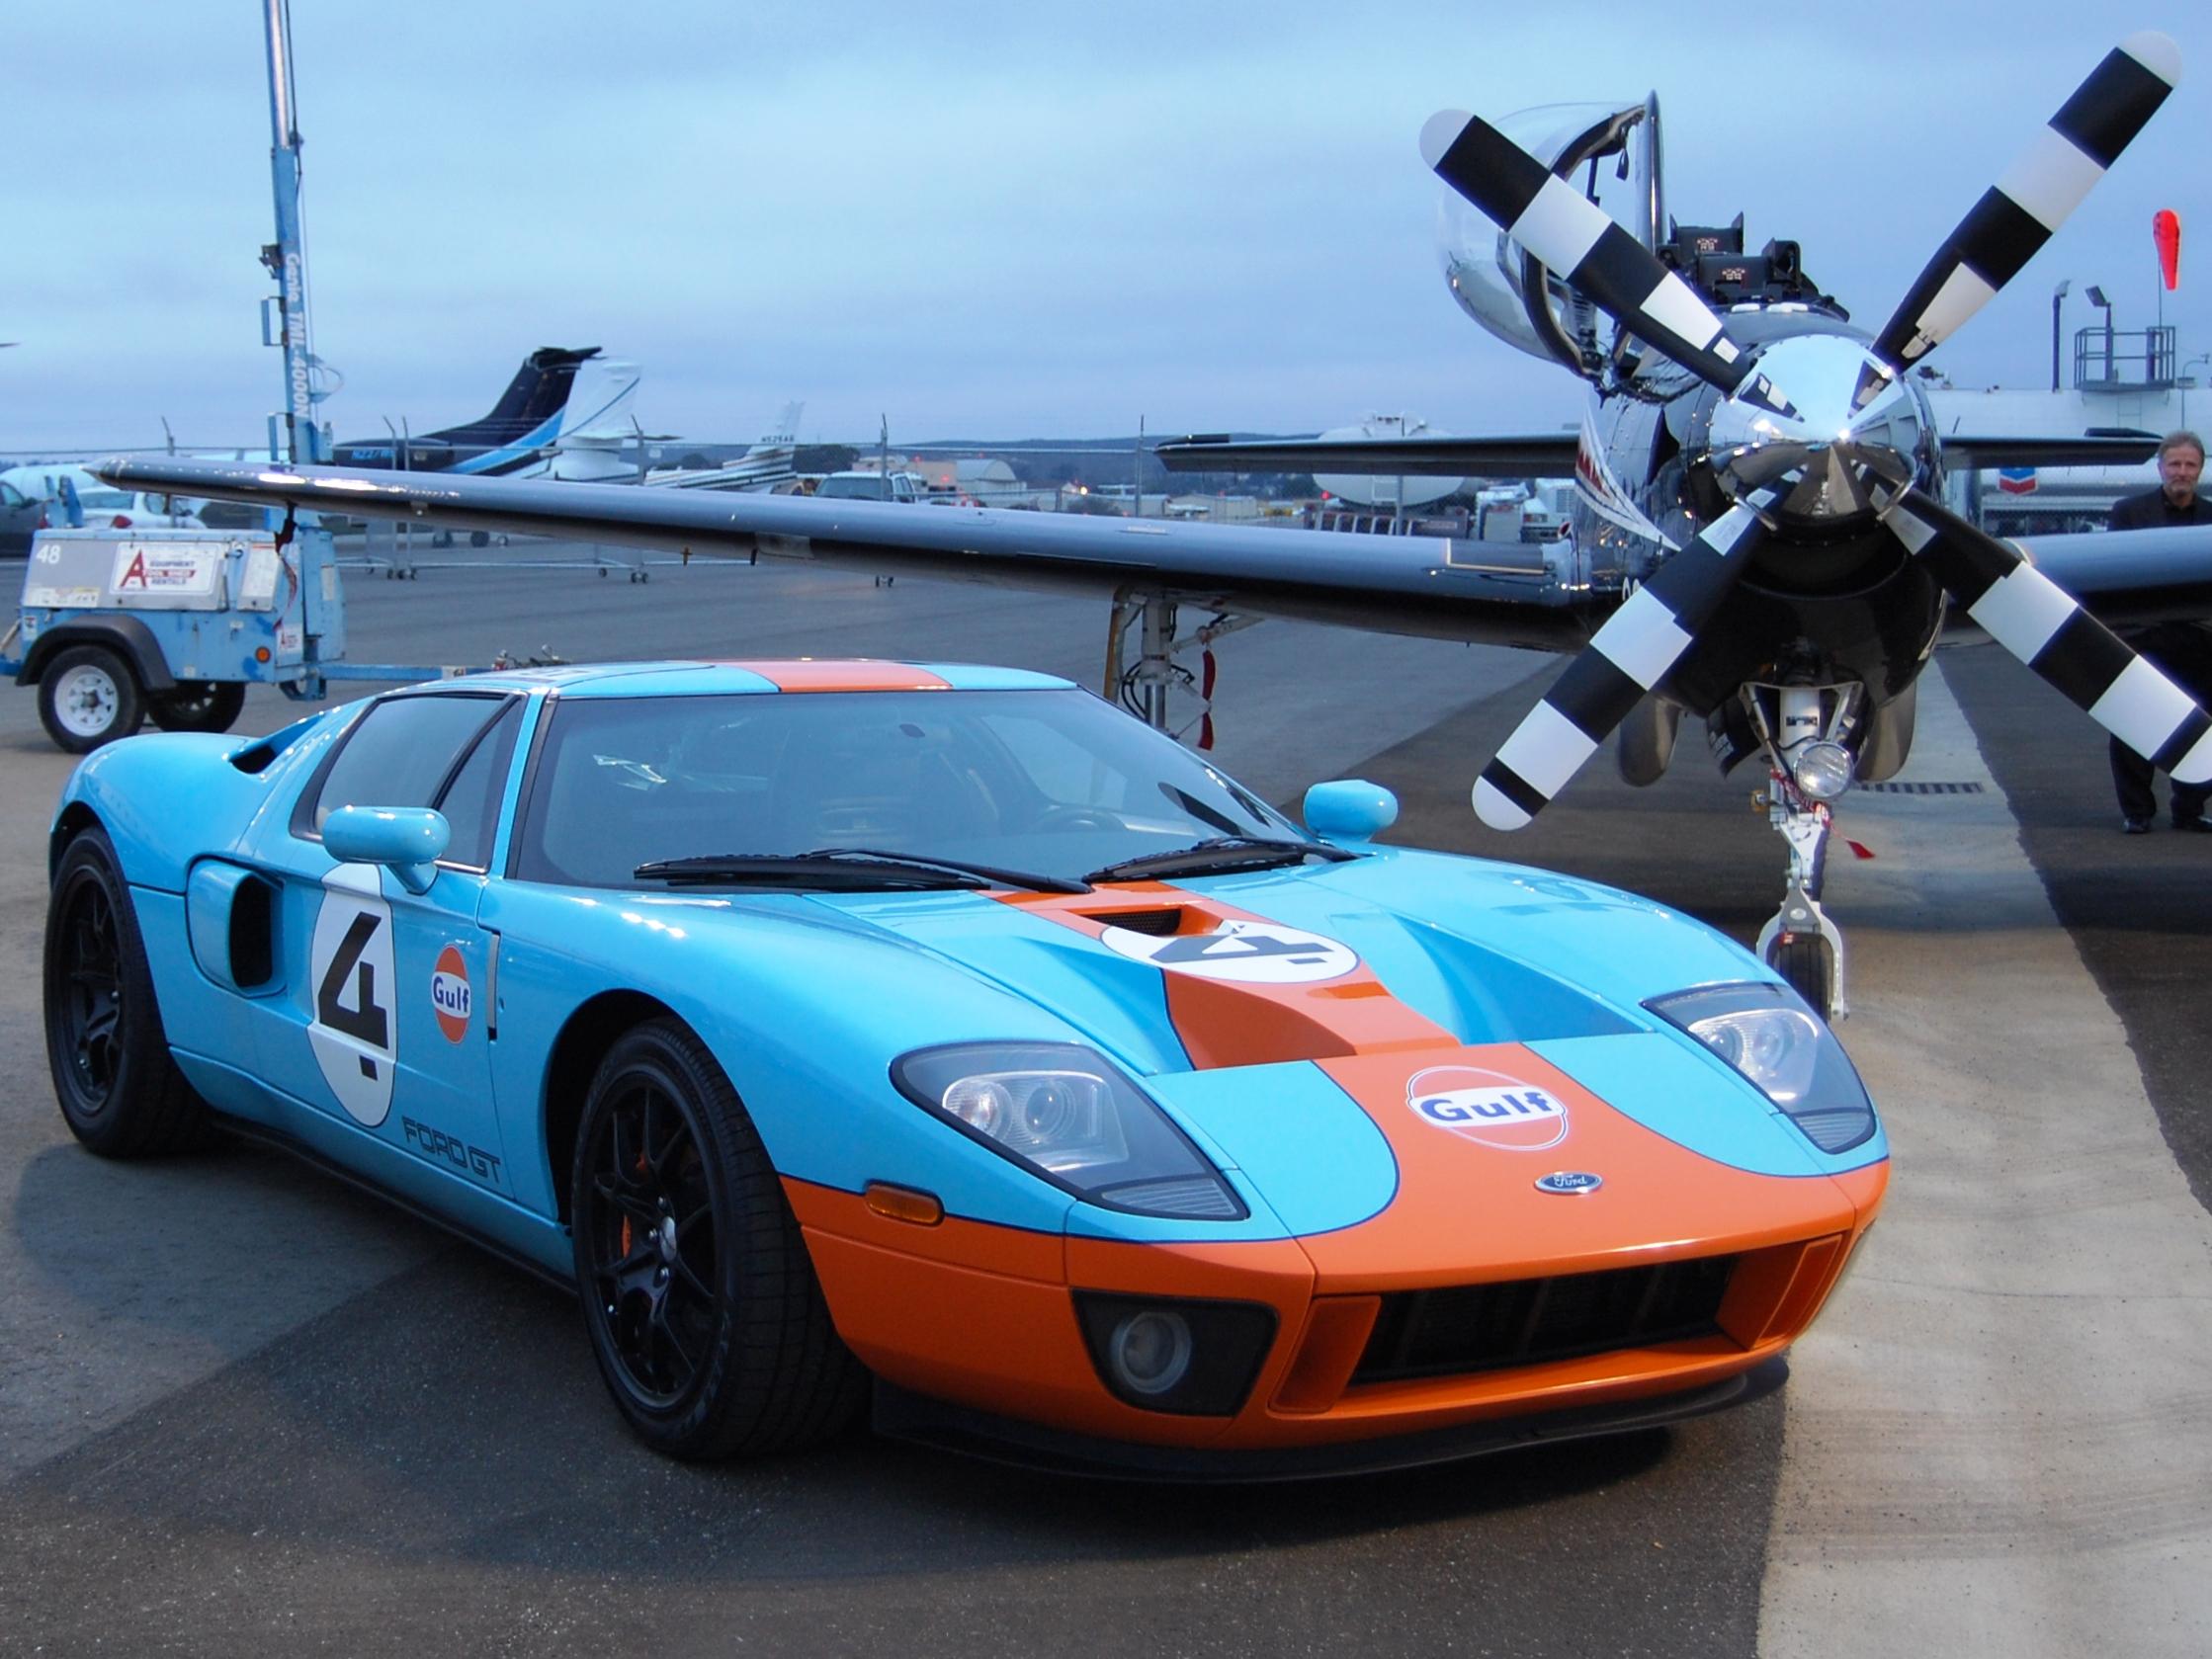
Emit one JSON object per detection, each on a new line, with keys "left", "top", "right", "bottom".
{"left": 542, "top": 355, "right": 643, "bottom": 482}
{"left": 424, "top": 346, "right": 603, "bottom": 447}
{"left": 761, "top": 401, "right": 804, "bottom": 448}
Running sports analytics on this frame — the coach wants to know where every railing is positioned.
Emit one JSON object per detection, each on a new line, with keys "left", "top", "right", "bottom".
{"left": 2074, "top": 324, "right": 2179, "bottom": 391}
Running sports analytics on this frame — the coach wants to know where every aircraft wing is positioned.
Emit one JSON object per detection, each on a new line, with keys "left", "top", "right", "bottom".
{"left": 1155, "top": 433, "right": 1580, "bottom": 476}
{"left": 2013, "top": 524, "right": 2212, "bottom": 627}
{"left": 1938, "top": 434, "right": 2161, "bottom": 470}
{"left": 93, "top": 456, "right": 1593, "bottom": 652}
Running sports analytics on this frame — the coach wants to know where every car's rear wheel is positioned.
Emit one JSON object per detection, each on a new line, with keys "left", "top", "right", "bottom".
{"left": 571, "top": 1019, "right": 867, "bottom": 1459}
{"left": 39, "top": 645, "right": 143, "bottom": 753}
{"left": 149, "top": 680, "right": 246, "bottom": 734}
{"left": 43, "top": 829, "right": 210, "bottom": 1156}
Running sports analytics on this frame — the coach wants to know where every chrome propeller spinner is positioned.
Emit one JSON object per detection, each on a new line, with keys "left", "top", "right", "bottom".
{"left": 1705, "top": 336, "right": 1926, "bottom": 522}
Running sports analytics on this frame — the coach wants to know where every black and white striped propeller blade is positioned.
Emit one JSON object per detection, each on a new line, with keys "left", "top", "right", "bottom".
{"left": 1474, "top": 496, "right": 1776, "bottom": 830}
{"left": 1420, "top": 110, "right": 1750, "bottom": 394}
{"left": 1885, "top": 490, "right": 2212, "bottom": 784}
{"left": 1874, "top": 33, "right": 2179, "bottom": 368}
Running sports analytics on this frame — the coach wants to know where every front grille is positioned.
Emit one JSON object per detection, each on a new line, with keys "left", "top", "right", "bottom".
{"left": 1352, "top": 1256, "right": 1737, "bottom": 1385}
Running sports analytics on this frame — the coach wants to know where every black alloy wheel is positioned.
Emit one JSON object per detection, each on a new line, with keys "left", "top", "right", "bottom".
{"left": 571, "top": 1020, "right": 866, "bottom": 1459}
{"left": 149, "top": 680, "right": 247, "bottom": 734}
{"left": 43, "top": 829, "right": 209, "bottom": 1156}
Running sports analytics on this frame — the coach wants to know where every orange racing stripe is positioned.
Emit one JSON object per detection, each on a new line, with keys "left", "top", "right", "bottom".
{"left": 727, "top": 659, "right": 953, "bottom": 692}
{"left": 993, "top": 883, "right": 1460, "bottom": 1067}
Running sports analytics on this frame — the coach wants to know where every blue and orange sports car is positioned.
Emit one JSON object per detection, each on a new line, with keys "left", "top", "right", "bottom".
{"left": 44, "top": 660, "right": 1886, "bottom": 1477}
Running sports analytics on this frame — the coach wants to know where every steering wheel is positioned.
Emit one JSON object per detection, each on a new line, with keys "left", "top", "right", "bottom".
{"left": 1030, "top": 804, "right": 1125, "bottom": 833}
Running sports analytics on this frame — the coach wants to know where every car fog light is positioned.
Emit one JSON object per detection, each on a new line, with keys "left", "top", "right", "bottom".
{"left": 1791, "top": 740, "right": 1853, "bottom": 800}
{"left": 1073, "top": 1291, "right": 1277, "bottom": 1415}
{"left": 1109, "top": 1310, "right": 1193, "bottom": 1396}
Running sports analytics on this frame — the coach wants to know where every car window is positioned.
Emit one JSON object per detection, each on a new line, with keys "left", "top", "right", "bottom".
{"left": 511, "top": 688, "right": 1305, "bottom": 888}
{"left": 431, "top": 700, "right": 525, "bottom": 870}
{"left": 0, "top": 482, "right": 23, "bottom": 508}
{"left": 299, "top": 694, "right": 514, "bottom": 838}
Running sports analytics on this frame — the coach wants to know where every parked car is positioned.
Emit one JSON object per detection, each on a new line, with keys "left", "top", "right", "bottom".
{"left": 44, "top": 659, "right": 1887, "bottom": 1475}
{"left": 0, "top": 476, "right": 40, "bottom": 554}
{"left": 814, "top": 470, "right": 924, "bottom": 503}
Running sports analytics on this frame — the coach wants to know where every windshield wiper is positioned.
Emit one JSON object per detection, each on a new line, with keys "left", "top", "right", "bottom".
{"left": 635, "top": 847, "right": 1090, "bottom": 894}
{"left": 1083, "top": 836, "right": 1358, "bottom": 883}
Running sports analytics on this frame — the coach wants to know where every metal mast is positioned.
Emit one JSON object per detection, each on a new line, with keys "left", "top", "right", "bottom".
{"left": 259, "top": 0, "right": 327, "bottom": 463}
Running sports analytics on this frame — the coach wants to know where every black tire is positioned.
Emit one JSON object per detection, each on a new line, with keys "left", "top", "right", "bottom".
{"left": 1769, "top": 933, "right": 1836, "bottom": 1021}
{"left": 570, "top": 1019, "right": 867, "bottom": 1459}
{"left": 148, "top": 680, "right": 246, "bottom": 734}
{"left": 43, "top": 829, "right": 210, "bottom": 1157}
{"left": 469, "top": 530, "right": 490, "bottom": 548}
{"left": 38, "top": 644, "right": 143, "bottom": 753}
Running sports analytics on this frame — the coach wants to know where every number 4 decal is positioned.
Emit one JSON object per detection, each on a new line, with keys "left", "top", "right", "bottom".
{"left": 308, "top": 867, "right": 397, "bottom": 1125}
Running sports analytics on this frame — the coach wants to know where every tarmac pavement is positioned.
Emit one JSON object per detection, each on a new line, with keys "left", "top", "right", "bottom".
{"left": 0, "top": 545, "right": 2204, "bottom": 1656}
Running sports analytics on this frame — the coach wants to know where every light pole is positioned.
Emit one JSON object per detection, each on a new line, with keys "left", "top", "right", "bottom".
{"left": 2051, "top": 280, "right": 2070, "bottom": 392}
{"left": 2086, "top": 285, "right": 2115, "bottom": 383}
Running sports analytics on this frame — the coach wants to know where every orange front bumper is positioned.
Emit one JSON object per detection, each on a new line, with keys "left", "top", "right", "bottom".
{"left": 787, "top": 1155, "right": 1886, "bottom": 1468}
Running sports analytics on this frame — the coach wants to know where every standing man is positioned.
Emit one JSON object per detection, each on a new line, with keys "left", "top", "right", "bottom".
{"left": 2109, "top": 431, "right": 2212, "bottom": 832}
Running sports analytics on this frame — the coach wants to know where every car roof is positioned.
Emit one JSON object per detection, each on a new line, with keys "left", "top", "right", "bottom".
{"left": 411, "top": 659, "right": 1076, "bottom": 699}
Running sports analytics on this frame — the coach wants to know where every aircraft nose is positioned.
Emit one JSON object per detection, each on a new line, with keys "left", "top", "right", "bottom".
{"left": 1705, "top": 335, "right": 1924, "bottom": 521}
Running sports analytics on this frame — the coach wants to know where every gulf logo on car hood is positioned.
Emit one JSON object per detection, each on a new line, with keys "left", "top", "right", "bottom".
{"left": 1405, "top": 1064, "right": 1569, "bottom": 1151}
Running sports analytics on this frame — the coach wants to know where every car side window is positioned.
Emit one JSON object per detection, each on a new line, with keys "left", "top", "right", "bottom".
{"left": 431, "top": 700, "right": 525, "bottom": 871}
{"left": 298, "top": 694, "right": 513, "bottom": 839}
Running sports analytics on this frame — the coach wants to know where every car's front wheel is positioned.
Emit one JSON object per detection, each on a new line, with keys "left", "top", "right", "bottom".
{"left": 570, "top": 1019, "right": 867, "bottom": 1459}
{"left": 43, "top": 829, "right": 210, "bottom": 1156}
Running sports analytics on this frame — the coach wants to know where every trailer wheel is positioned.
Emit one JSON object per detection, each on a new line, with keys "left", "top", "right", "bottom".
{"left": 39, "top": 645, "right": 144, "bottom": 753}
{"left": 149, "top": 680, "right": 246, "bottom": 735}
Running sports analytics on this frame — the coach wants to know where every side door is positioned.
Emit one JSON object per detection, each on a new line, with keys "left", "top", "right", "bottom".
{"left": 246, "top": 690, "right": 528, "bottom": 1203}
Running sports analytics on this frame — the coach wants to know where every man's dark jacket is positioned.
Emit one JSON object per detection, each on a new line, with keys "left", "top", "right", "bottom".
{"left": 2108, "top": 485, "right": 2212, "bottom": 531}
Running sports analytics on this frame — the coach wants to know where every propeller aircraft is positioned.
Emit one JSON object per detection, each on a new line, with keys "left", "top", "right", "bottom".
{"left": 103, "top": 32, "right": 2212, "bottom": 1021}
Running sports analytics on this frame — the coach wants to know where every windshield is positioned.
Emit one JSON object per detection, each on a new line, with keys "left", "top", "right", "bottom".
{"left": 514, "top": 688, "right": 1309, "bottom": 888}
{"left": 816, "top": 475, "right": 888, "bottom": 500}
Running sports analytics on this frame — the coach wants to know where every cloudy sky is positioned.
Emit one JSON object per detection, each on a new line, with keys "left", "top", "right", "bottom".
{"left": 3, "top": 3, "right": 2204, "bottom": 454}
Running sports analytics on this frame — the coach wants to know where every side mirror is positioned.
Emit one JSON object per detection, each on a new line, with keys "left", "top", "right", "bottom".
{"left": 1303, "top": 780, "right": 1399, "bottom": 845}
{"left": 322, "top": 805, "right": 450, "bottom": 894}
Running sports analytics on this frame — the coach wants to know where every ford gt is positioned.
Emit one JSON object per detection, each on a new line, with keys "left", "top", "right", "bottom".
{"left": 43, "top": 659, "right": 1886, "bottom": 1477}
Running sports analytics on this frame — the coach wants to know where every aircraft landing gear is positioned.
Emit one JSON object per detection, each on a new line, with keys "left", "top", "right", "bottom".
{"left": 1102, "top": 588, "right": 1257, "bottom": 751}
{"left": 1744, "top": 683, "right": 1858, "bottom": 1021}
{"left": 1753, "top": 792, "right": 1846, "bottom": 1020}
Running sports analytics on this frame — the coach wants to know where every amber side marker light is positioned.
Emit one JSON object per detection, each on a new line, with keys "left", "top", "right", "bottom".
{"left": 865, "top": 1182, "right": 944, "bottom": 1226}
{"left": 254, "top": 646, "right": 272, "bottom": 662}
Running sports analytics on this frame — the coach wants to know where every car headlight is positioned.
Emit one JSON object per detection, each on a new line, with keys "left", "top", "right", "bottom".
{"left": 1644, "top": 982, "right": 1877, "bottom": 1152}
{"left": 891, "top": 1042, "right": 1246, "bottom": 1219}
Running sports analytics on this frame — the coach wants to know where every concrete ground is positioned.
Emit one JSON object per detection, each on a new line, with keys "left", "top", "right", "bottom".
{"left": 0, "top": 544, "right": 2205, "bottom": 1656}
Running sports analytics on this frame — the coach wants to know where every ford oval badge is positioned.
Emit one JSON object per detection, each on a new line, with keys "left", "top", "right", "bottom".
{"left": 1535, "top": 1171, "right": 1603, "bottom": 1196}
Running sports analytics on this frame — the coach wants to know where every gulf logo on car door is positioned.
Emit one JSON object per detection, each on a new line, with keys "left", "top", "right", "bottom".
{"left": 307, "top": 865, "right": 397, "bottom": 1126}
{"left": 1406, "top": 1063, "right": 1569, "bottom": 1151}
{"left": 431, "top": 945, "right": 471, "bottom": 1042}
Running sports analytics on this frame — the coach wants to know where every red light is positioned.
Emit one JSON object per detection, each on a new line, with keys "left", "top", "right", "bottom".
{"left": 110, "top": 515, "right": 131, "bottom": 529}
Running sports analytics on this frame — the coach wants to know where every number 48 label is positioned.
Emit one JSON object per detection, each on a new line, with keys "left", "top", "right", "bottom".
{"left": 308, "top": 866, "right": 397, "bottom": 1125}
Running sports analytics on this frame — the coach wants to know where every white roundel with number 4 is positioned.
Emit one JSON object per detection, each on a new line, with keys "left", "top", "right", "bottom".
{"left": 1096, "top": 918, "right": 1358, "bottom": 984}
{"left": 308, "top": 865, "right": 397, "bottom": 1126}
